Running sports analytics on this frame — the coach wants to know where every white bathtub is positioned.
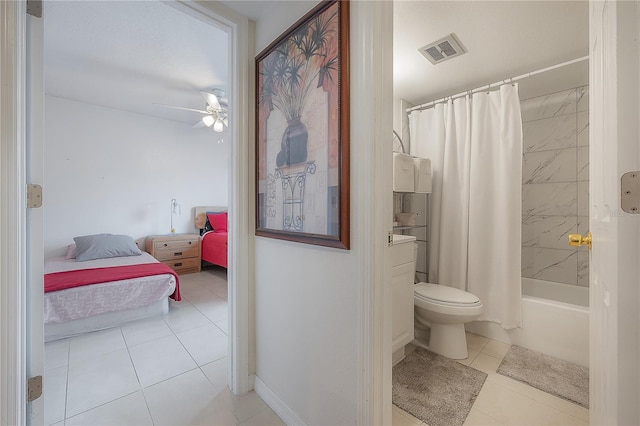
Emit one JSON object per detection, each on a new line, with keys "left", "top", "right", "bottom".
{"left": 465, "top": 278, "right": 589, "bottom": 367}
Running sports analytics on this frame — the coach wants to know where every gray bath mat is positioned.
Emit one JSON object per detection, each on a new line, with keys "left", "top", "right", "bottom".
{"left": 392, "top": 347, "right": 487, "bottom": 426}
{"left": 497, "top": 345, "right": 589, "bottom": 408}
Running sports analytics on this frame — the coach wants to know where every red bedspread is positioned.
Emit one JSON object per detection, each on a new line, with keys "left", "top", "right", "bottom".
{"left": 202, "top": 231, "right": 228, "bottom": 268}
{"left": 44, "top": 263, "right": 181, "bottom": 301}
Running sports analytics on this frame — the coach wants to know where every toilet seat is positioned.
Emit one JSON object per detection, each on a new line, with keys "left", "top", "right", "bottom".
{"left": 414, "top": 282, "right": 482, "bottom": 307}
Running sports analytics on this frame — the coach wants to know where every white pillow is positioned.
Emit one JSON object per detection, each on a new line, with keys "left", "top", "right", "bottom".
{"left": 65, "top": 244, "right": 77, "bottom": 259}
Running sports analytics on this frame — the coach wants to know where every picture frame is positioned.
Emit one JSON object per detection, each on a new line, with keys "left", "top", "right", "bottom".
{"left": 255, "top": 0, "right": 350, "bottom": 249}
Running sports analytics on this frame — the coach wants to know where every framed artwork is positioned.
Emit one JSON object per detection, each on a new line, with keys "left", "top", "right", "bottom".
{"left": 255, "top": 0, "right": 350, "bottom": 249}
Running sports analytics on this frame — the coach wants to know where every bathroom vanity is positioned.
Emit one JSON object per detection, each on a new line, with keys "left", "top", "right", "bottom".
{"left": 392, "top": 234, "right": 416, "bottom": 365}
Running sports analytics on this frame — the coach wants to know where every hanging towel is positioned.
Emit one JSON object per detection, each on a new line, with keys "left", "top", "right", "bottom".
{"left": 413, "top": 157, "right": 432, "bottom": 193}
{"left": 393, "top": 152, "right": 415, "bottom": 192}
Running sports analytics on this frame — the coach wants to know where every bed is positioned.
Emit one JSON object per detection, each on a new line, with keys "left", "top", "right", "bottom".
{"left": 44, "top": 234, "right": 180, "bottom": 342}
{"left": 194, "top": 206, "right": 228, "bottom": 269}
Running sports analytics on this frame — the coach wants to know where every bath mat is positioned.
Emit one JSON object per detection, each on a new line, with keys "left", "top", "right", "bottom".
{"left": 392, "top": 347, "right": 487, "bottom": 426}
{"left": 497, "top": 345, "right": 589, "bottom": 408}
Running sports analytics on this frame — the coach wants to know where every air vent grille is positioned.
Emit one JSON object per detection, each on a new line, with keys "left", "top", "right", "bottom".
{"left": 438, "top": 40, "right": 457, "bottom": 56}
{"left": 419, "top": 34, "right": 466, "bottom": 65}
{"left": 425, "top": 46, "right": 444, "bottom": 62}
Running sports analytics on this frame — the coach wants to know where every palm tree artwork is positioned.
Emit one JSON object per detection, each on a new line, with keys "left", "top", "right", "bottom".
{"left": 258, "top": 4, "right": 339, "bottom": 168}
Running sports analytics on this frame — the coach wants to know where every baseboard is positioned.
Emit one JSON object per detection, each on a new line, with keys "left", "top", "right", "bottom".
{"left": 253, "top": 375, "right": 307, "bottom": 426}
{"left": 248, "top": 373, "right": 255, "bottom": 391}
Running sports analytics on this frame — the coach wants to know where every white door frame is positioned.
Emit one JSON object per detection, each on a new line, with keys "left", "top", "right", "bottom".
{"left": 589, "top": 1, "right": 640, "bottom": 424}
{"left": 171, "top": 0, "right": 253, "bottom": 396}
{"left": 25, "top": 8, "right": 45, "bottom": 424}
{"left": 0, "top": 0, "right": 28, "bottom": 424}
{"left": 351, "top": 1, "right": 394, "bottom": 424}
{"left": 0, "top": 4, "right": 253, "bottom": 425}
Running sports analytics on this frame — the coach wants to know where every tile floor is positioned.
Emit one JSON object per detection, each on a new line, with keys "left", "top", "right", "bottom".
{"left": 46, "top": 269, "right": 590, "bottom": 426}
{"left": 393, "top": 333, "right": 590, "bottom": 426}
{"left": 44, "top": 268, "right": 285, "bottom": 426}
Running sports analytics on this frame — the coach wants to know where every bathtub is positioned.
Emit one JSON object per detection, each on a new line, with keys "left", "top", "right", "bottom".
{"left": 465, "top": 278, "right": 589, "bottom": 367}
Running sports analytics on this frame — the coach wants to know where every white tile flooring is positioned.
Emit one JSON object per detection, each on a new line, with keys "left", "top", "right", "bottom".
{"left": 46, "top": 269, "right": 590, "bottom": 426}
{"left": 393, "top": 334, "right": 590, "bottom": 426}
{"left": 44, "top": 268, "right": 284, "bottom": 426}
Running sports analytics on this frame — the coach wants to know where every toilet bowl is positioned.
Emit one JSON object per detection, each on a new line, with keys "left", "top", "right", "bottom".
{"left": 413, "top": 282, "right": 484, "bottom": 359}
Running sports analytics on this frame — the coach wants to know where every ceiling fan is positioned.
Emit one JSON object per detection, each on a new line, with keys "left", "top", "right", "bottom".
{"left": 157, "top": 88, "right": 228, "bottom": 132}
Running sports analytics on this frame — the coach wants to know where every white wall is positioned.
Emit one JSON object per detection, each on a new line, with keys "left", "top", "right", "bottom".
{"left": 252, "top": 1, "right": 392, "bottom": 424}
{"left": 43, "top": 95, "right": 228, "bottom": 258}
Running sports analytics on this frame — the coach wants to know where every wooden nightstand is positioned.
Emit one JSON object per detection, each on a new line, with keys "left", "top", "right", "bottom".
{"left": 145, "top": 234, "right": 201, "bottom": 275}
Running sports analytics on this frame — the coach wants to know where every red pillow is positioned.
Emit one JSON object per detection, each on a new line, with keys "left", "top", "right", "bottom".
{"left": 207, "top": 212, "right": 228, "bottom": 232}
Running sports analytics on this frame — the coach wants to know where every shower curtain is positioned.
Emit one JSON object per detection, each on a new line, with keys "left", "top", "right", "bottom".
{"left": 409, "top": 84, "right": 523, "bottom": 329}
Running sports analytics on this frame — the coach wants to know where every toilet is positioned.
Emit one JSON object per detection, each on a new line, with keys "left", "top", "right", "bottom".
{"left": 413, "top": 282, "right": 484, "bottom": 359}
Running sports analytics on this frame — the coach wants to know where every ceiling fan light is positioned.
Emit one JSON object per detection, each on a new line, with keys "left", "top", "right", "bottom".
{"left": 202, "top": 115, "right": 215, "bottom": 127}
{"left": 213, "top": 119, "right": 224, "bottom": 133}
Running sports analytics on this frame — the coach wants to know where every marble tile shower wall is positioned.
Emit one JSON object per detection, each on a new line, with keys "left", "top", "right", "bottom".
{"left": 521, "top": 86, "right": 589, "bottom": 287}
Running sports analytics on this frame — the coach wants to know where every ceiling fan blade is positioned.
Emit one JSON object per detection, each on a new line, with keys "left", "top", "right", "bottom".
{"left": 154, "top": 103, "right": 208, "bottom": 114}
{"left": 200, "top": 91, "right": 221, "bottom": 110}
{"left": 192, "top": 120, "right": 206, "bottom": 129}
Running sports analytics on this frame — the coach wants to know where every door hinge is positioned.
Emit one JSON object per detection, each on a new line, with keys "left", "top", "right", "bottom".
{"left": 27, "top": 184, "right": 42, "bottom": 208}
{"left": 621, "top": 171, "right": 640, "bottom": 214}
{"left": 388, "top": 231, "right": 393, "bottom": 247}
{"left": 26, "top": 0, "right": 42, "bottom": 18}
{"left": 27, "top": 376, "right": 42, "bottom": 402}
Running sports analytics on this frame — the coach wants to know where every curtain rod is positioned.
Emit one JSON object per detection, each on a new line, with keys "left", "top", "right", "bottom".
{"left": 407, "top": 55, "right": 589, "bottom": 113}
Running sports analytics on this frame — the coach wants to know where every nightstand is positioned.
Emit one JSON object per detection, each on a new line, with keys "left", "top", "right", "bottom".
{"left": 145, "top": 234, "right": 201, "bottom": 275}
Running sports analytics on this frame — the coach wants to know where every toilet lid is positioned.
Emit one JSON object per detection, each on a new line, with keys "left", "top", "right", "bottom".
{"left": 414, "top": 283, "right": 480, "bottom": 304}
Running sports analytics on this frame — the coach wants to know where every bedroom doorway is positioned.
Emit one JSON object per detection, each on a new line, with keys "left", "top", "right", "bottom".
{"left": 11, "top": 0, "right": 253, "bottom": 423}
{"left": 165, "top": 0, "right": 254, "bottom": 397}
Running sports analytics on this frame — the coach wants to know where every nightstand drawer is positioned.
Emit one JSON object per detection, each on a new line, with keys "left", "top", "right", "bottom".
{"left": 153, "top": 238, "right": 198, "bottom": 252}
{"left": 153, "top": 245, "right": 199, "bottom": 261}
{"left": 162, "top": 257, "right": 200, "bottom": 274}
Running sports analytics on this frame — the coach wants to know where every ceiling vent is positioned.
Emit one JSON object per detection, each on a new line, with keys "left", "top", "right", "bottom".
{"left": 419, "top": 34, "right": 466, "bottom": 65}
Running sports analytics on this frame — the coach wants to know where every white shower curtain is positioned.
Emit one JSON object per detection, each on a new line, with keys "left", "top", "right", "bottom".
{"left": 409, "top": 84, "right": 523, "bottom": 329}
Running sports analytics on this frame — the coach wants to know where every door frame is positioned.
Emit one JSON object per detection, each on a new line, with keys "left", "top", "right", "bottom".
{"left": 0, "top": 0, "right": 28, "bottom": 424}
{"left": 350, "top": 1, "right": 394, "bottom": 424}
{"left": 0, "top": 2, "right": 253, "bottom": 424}
{"left": 171, "top": 0, "right": 253, "bottom": 396}
{"left": 588, "top": 1, "right": 640, "bottom": 424}
{"left": 25, "top": 8, "right": 45, "bottom": 424}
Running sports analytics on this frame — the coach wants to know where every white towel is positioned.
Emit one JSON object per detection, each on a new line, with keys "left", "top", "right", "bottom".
{"left": 393, "top": 152, "right": 415, "bottom": 192}
{"left": 413, "top": 157, "right": 432, "bottom": 193}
